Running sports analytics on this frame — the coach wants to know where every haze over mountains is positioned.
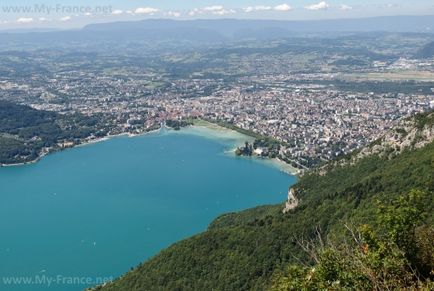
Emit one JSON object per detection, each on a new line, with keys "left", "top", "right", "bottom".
{"left": 84, "top": 15, "right": 434, "bottom": 35}
{"left": 0, "top": 15, "right": 433, "bottom": 50}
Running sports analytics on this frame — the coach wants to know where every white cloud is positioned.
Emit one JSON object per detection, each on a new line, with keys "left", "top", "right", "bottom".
{"left": 305, "top": 1, "right": 330, "bottom": 10}
{"left": 59, "top": 16, "right": 72, "bottom": 21}
{"left": 340, "top": 4, "right": 353, "bottom": 11}
{"left": 16, "top": 17, "right": 34, "bottom": 23}
{"left": 212, "top": 9, "right": 236, "bottom": 15}
{"left": 167, "top": 11, "right": 182, "bottom": 17}
{"left": 134, "top": 7, "right": 159, "bottom": 15}
{"left": 386, "top": 3, "right": 399, "bottom": 8}
{"left": 243, "top": 5, "right": 272, "bottom": 13}
{"left": 189, "top": 6, "right": 235, "bottom": 16}
{"left": 203, "top": 5, "right": 224, "bottom": 12}
{"left": 274, "top": 3, "right": 292, "bottom": 11}
{"left": 38, "top": 17, "right": 48, "bottom": 22}
{"left": 188, "top": 8, "right": 200, "bottom": 16}
{"left": 111, "top": 9, "right": 123, "bottom": 15}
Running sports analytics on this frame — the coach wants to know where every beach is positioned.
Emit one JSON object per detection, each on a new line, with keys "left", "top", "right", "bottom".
{"left": 170, "top": 119, "right": 300, "bottom": 175}
{"left": 1, "top": 120, "right": 299, "bottom": 175}
{"left": 0, "top": 127, "right": 161, "bottom": 168}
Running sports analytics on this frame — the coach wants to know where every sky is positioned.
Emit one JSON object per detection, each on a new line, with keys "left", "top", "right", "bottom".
{"left": 0, "top": 0, "right": 433, "bottom": 29}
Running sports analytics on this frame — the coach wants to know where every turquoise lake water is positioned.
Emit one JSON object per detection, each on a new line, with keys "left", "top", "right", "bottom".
{"left": 0, "top": 128, "right": 296, "bottom": 290}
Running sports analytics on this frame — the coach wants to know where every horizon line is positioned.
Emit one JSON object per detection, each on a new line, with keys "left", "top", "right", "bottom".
{"left": 1, "top": 14, "right": 434, "bottom": 33}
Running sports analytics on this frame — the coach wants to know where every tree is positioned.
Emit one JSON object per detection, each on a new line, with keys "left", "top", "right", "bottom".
{"left": 271, "top": 190, "right": 434, "bottom": 290}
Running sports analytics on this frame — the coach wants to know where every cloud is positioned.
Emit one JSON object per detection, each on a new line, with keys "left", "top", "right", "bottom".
{"left": 305, "top": 1, "right": 330, "bottom": 10}
{"left": 189, "top": 6, "right": 235, "bottom": 16}
{"left": 16, "top": 17, "right": 34, "bottom": 23}
{"left": 212, "top": 9, "right": 236, "bottom": 15}
{"left": 340, "top": 4, "right": 352, "bottom": 11}
{"left": 59, "top": 16, "right": 72, "bottom": 21}
{"left": 243, "top": 5, "right": 272, "bottom": 13}
{"left": 188, "top": 8, "right": 199, "bottom": 16}
{"left": 167, "top": 11, "right": 182, "bottom": 17}
{"left": 203, "top": 5, "right": 224, "bottom": 12}
{"left": 386, "top": 3, "right": 399, "bottom": 8}
{"left": 274, "top": 3, "right": 292, "bottom": 11}
{"left": 38, "top": 17, "right": 48, "bottom": 22}
{"left": 134, "top": 7, "right": 159, "bottom": 15}
{"left": 111, "top": 9, "right": 123, "bottom": 15}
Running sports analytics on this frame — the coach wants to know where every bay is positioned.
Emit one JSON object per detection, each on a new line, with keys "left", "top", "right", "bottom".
{"left": 0, "top": 127, "right": 295, "bottom": 290}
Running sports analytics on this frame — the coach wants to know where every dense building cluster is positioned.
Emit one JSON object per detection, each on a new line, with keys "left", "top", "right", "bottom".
{"left": 162, "top": 84, "right": 434, "bottom": 167}
{"left": 1, "top": 50, "right": 434, "bottom": 168}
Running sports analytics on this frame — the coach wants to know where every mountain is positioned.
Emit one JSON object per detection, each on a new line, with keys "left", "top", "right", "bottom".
{"left": 93, "top": 111, "right": 434, "bottom": 290}
{"left": 84, "top": 16, "right": 434, "bottom": 36}
{"left": 418, "top": 40, "right": 434, "bottom": 58}
{"left": 1, "top": 16, "right": 434, "bottom": 51}
{"left": 0, "top": 28, "right": 60, "bottom": 33}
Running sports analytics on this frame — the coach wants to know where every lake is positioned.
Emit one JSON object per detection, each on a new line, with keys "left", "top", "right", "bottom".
{"left": 0, "top": 126, "right": 296, "bottom": 290}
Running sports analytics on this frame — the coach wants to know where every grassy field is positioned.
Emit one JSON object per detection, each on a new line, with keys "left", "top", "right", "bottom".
{"left": 344, "top": 71, "right": 434, "bottom": 82}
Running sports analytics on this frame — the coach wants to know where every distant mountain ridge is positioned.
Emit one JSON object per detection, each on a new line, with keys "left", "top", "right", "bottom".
{"left": 84, "top": 16, "right": 434, "bottom": 35}
{"left": 0, "top": 16, "right": 433, "bottom": 50}
{"left": 418, "top": 40, "right": 434, "bottom": 58}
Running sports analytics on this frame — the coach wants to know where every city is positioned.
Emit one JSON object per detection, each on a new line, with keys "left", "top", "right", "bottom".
{"left": 1, "top": 38, "right": 434, "bottom": 168}
{"left": 0, "top": 11, "right": 434, "bottom": 291}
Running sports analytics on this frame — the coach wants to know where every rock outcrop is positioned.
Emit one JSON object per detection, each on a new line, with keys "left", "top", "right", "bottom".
{"left": 355, "top": 112, "right": 434, "bottom": 160}
{"left": 316, "top": 111, "right": 434, "bottom": 176}
{"left": 283, "top": 188, "right": 299, "bottom": 213}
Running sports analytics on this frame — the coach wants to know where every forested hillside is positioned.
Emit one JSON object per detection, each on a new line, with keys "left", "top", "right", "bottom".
{"left": 418, "top": 40, "right": 434, "bottom": 58}
{"left": 0, "top": 101, "right": 110, "bottom": 165}
{"left": 94, "top": 112, "right": 434, "bottom": 291}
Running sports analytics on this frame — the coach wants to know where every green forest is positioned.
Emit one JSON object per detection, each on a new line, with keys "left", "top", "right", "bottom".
{"left": 0, "top": 101, "right": 111, "bottom": 164}
{"left": 94, "top": 112, "right": 434, "bottom": 290}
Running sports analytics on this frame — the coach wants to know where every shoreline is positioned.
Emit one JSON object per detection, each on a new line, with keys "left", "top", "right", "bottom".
{"left": 0, "top": 127, "right": 162, "bottom": 168}
{"left": 0, "top": 151, "right": 49, "bottom": 168}
{"left": 174, "top": 120, "right": 300, "bottom": 176}
{"left": 1, "top": 121, "right": 299, "bottom": 175}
